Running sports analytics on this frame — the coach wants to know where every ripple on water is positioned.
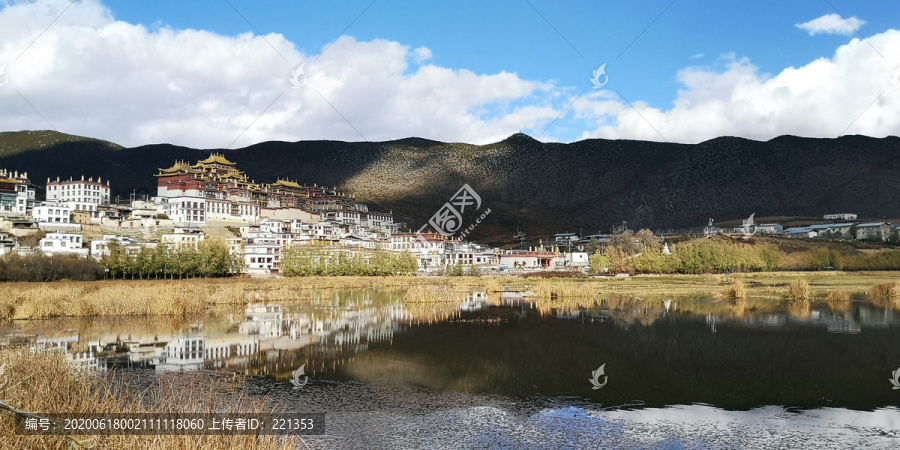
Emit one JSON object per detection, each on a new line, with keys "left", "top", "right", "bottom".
{"left": 252, "top": 377, "right": 900, "bottom": 449}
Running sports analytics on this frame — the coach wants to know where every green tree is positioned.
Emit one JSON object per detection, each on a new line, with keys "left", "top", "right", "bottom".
{"left": 584, "top": 238, "right": 602, "bottom": 256}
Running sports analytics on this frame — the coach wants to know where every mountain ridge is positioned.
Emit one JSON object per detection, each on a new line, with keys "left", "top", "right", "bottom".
{"left": 1, "top": 131, "right": 898, "bottom": 239}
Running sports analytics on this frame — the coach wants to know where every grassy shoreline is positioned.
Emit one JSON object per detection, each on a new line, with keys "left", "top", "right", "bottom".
{"left": 0, "top": 272, "right": 898, "bottom": 321}
{"left": 0, "top": 349, "right": 300, "bottom": 450}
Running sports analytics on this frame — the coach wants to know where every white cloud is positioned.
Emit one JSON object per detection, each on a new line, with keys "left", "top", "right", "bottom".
{"left": 1, "top": 0, "right": 899, "bottom": 149}
{"left": 576, "top": 29, "right": 900, "bottom": 143}
{"left": 0, "top": 0, "right": 559, "bottom": 148}
{"left": 796, "top": 13, "right": 865, "bottom": 36}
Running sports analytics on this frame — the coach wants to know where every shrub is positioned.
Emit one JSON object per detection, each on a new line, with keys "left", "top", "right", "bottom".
{"left": 721, "top": 280, "right": 746, "bottom": 299}
{"left": 786, "top": 279, "right": 810, "bottom": 300}
{"left": 826, "top": 290, "right": 851, "bottom": 312}
{"left": 870, "top": 282, "right": 900, "bottom": 303}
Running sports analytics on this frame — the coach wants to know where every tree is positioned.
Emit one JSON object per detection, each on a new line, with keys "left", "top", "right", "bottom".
{"left": 609, "top": 230, "right": 639, "bottom": 254}
{"left": 605, "top": 247, "right": 634, "bottom": 274}
{"left": 636, "top": 229, "right": 659, "bottom": 250}
{"left": 584, "top": 238, "right": 602, "bottom": 255}
{"left": 589, "top": 252, "right": 608, "bottom": 275}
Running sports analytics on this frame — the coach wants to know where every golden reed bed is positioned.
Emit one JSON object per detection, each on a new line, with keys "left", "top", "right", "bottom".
{"left": 0, "top": 348, "right": 300, "bottom": 450}
{"left": 0, "top": 273, "right": 898, "bottom": 321}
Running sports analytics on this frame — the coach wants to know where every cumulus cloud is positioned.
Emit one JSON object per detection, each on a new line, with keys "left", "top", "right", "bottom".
{"left": 0, "top": 0, "right": 559, "bottom": 148}
{"left": 1, "top": 0, "right": 899, "bottom": 148}
{"left": 796, "top": 13, "right": 865, "bottom": 36}
{"left": 576, "top": 29, "right": 900, "bottom": 143}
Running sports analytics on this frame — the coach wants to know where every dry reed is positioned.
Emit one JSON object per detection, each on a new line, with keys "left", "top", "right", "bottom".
{"left": 0, "top": 348, "right": 300, "bottom": 450}
{"left": 869, "top": 282, "right": 900, "bottom": 307}
{"left": 786, "top": 279, "right": 810, "bottom": 301}
{"left": 3, "top": 272, "right": 900, "bottom": 321}
{"left": 826, "top": 290, "right": 852, "bottom": 312}
{"left": 720, "top": 280, "right": 746, "bottom": 299}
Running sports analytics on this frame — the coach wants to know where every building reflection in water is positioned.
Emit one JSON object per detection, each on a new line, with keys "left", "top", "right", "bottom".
{"left": 4, "top": 289, "right": 898, "bottom": 378}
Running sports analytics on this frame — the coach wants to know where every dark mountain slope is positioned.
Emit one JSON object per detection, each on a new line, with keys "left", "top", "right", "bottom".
{"left": 1, "top": 132, "right": 898, "bottom": 239}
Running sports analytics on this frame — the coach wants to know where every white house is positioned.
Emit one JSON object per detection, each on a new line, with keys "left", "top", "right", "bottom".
{"left": 362, "top": 212, "right": 393, "bottom": 230}
{"left": 444, "top": 241, "right": 497, "bottom": 269}
{"left": 754, "top": 223, "right": 784, "bottom": 235}
{"left": 243, "top": 236, "right": 282, "bottom": 275}
{"left": 165, "top": 196, "right": 206, "bottom": 226}
{"left": 206, "top": 199, "right": 259, "bottom": 223}
{"left": 856, "top": 222, "right": 892, "bottom": 241}
{"left": 91, "top": 235, "right": 141, "bottom": 259}
{"left": 0, "top": 169, "right": 36, "bottom": 217}
{"left": 809, "top": 223, "right": 853, "bottom": 239}
{"left": 0, "top": 232, "right": 17, "bottom": 256}
{"left": 824, "top": 213, "right": 857, "bottom": 221}
{"left": 326, "top": 209, "right": 361, "bottom": 226}
{"left": 33, "top": 205, "right": 71, "bottom": 224}
{"left": 161, "top": 228, "right": 206, "bottom": 249}
{"left": 46, "top": 176, "right": 110, "bottom": 220}
{"left": 387, "top": 233, "right": 445, "bottom": 270}
{"left": 556, "top": 251, "right": 590, "bottom": 268}
{"left": 786, "top": 227, "right": 818, "bottom": 239}
{"left": 340, "top": 234, "right": 379, "bottom": 250}
{"left": 38, "top": 232, "right": 89, "bottom": 257}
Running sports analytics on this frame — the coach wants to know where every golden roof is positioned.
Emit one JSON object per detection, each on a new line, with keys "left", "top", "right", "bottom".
{"left": 155, "top": 161, "right": 202, "bottom": 176}
{"left": 196, "top": 153, "right": 236, "bottom": 166}
{"left": 271, "top": 179, "right": 303, "bottom": 189}
{"left": 220, "top": 169, "right": 247, "bottom": 179}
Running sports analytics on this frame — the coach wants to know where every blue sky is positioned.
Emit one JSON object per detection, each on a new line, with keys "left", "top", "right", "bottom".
{"left": 98, "top": 0, "right": 895, "bottom": 106}
{"left": 2, "top": 0, "right": 899, "bottom": 147}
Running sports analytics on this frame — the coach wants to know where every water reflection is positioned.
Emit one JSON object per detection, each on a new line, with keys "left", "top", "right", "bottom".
{"left": 2, "top": 289, "right": 900, "bottom": 411}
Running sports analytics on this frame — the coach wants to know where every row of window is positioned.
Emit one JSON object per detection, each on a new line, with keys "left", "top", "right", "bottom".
{"left": 49, "top": 184, "right": 107, "bottom": 191}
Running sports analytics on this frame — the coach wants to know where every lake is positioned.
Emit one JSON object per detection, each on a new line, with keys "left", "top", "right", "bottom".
{"left": 2, "top": 288, "right": 899, "bottom": 448}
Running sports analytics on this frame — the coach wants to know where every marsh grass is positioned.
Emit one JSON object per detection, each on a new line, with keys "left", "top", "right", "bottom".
{"left": 720, "top": 280, "right": 746, "bottom": 299}
{"left": 869, "top": 282, "right": 900, "bottom": 307}
{"left": 3, "top": 272, "right": 900, "bottom": 321}
{"left": 826, "top": 290, "right": 852, "bottom": 312}
{"left": 786, "top": 279, "right": 811, "bottom": 301}
{"left": 534, "top": 279, "right": 604, "bottom": 299}
{"left": 0, "top": 348, "right": 299, "bottom": 450}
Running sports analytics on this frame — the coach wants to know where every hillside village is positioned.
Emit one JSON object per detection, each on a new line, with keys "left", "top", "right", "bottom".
{"left": 0, "top": 157, "right": 572, "bottom": 275}
{"left": 1, "top": 157, "right": 899, "bottom": 276}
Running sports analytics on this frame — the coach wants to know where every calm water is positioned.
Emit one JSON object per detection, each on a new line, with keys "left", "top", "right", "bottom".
{"left": 3, "top": 288, "right": 900, "bottom": 449}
